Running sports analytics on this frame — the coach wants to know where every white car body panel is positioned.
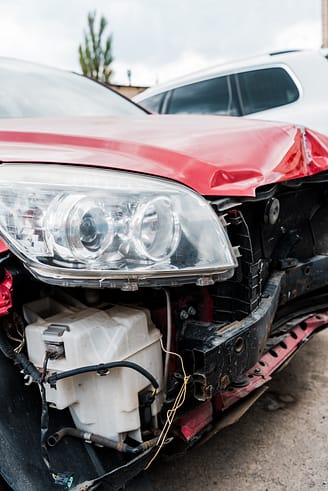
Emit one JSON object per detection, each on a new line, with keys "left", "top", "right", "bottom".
{"left": 134, "top": 50, "right": 328, "bottom": 135}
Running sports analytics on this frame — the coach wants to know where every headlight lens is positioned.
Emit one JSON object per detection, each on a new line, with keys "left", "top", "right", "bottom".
{"left": 0, "top": 164, "right": 237, "bottom": 288}
{"left": 130, "top": 197, "right": 180, "bottom": 262}
{"left": 46, "top": 194, "right": 114, "bottom": 261}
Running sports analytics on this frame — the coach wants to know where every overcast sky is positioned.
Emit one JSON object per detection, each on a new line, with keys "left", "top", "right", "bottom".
{"left": 0, "top": 0, "right": 322, "bottom": 86}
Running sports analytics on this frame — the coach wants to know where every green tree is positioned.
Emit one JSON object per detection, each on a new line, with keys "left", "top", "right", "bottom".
{"left": 78, "top": 11, "right": 114, "bottom": 83}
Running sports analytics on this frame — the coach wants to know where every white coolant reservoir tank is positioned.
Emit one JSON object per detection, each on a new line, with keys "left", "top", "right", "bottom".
{"left": 24, "top": 296, "right": 163, "bottom": 442}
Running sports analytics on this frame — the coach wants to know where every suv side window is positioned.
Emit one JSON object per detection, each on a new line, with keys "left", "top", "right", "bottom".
{"left": 139, "top": 92, "right": 165, "bottom": 113}
{"left": 166, "top": 76, "right": 239, "bottom": 115}
{"left": 237, "top": 67, "right": 299, "bottom": 115}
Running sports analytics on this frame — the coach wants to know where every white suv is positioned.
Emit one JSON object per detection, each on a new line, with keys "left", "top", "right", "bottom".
{"left": 134, "top": 49, "right": 328, "bottom": 135}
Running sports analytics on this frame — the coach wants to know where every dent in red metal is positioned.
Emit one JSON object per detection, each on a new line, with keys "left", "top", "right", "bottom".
{"left": 1, "top": 116, "right": 328, "bottom": 197}
{"left": 174, "top": 400, "right": 213, "bottom": 441}
{"left": 214, "top": 313, "right": 328, "bottom": 411}
{"left": 0, "top": 269, "right": 12, "bottom": 316}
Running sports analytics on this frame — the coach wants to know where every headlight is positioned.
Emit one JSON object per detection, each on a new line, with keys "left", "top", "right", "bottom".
{"left": 0, "top": 164, "right": 237, "bottom": 289}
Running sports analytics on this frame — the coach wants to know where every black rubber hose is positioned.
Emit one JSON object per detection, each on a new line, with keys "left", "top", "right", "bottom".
{"left": 47, "top": 427, "right": 158, "bottom": 455}
{"left": 48, "top": 427, "right": 134, "bottom": 452}
{"left": 47, "top": 360, "right": 159, "bottom": 390}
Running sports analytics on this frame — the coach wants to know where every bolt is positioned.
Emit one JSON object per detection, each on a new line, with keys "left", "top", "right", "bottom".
{"left": 187, "top": 306, "right": 196, "bottom": 316}
{"left": 180, "top": 310, "right": 189, "bottom": 320}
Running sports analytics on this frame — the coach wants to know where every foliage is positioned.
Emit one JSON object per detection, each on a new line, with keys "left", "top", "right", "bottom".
{"left": 78, "top": 11, "right": 114, "bottom": 83}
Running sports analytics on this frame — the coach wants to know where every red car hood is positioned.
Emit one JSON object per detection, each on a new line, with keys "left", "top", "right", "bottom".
{"left": 0, "top": 115, "right": 328, "bottom": 197}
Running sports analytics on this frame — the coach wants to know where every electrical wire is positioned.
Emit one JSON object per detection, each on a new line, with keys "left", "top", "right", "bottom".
{"left": 39, "top": 353, "right": 74, "bottom": 488}
{"left": 47, "top": 360, "right": 159, "bottom": 390}
{"left": 41, "top": 352, "right": 49, "bottom": 382}
{"left": 39, "top": 353, "right": 51, "bottom": 471}
{"left": 144, "top": 338, "right": 190, "bottom": 469}
{"left": 162, "top": 288, "right": 172, "bottom": 399}
{"left": 5, "top": 313, "right": 25, "bottom": 354}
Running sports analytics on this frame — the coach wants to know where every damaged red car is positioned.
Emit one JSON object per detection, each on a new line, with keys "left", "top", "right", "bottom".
{"left": 0, "top": 58, "right": 328, "bottom": 491}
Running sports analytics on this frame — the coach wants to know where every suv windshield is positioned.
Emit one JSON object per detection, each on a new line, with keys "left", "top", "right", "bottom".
{"left": 0, "top": 58, "right": 145, "bottom": 118}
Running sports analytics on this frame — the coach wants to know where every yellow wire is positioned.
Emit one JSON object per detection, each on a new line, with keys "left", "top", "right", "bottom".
{"left": 144, "top": 338, "right": 191, "bottom": 469}
{"left": 6, "top": 330, "right": 25, "bottom": 353}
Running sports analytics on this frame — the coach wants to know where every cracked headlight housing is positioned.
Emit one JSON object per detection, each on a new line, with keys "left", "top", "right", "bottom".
{"left": 0, "top": 164, "right": 237, "bottom": 288}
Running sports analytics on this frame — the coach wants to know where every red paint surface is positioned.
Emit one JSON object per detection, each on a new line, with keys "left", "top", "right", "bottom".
{"left": 0, "top": 269, "right": 12, "bottom": 316}
{"left": 0, "top": 239, "right": 8, "bottom": 253}
{"left": 175, "top": 400, "right": 213, "bottom": 441}
{"left": 0, "top": 116, "right": 328, "bottom": 197}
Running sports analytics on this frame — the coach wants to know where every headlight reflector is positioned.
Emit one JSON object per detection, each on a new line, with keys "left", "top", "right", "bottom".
{"left": 131, "top": 197, "right": 180, "bottom": 262}
{"left": 46, "top": 194, "right": 114, "bottom": 262}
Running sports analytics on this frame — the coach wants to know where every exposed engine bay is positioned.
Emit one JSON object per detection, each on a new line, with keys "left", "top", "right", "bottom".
{"left": 1, "top": 175, "right": 328, "bottom": 490}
